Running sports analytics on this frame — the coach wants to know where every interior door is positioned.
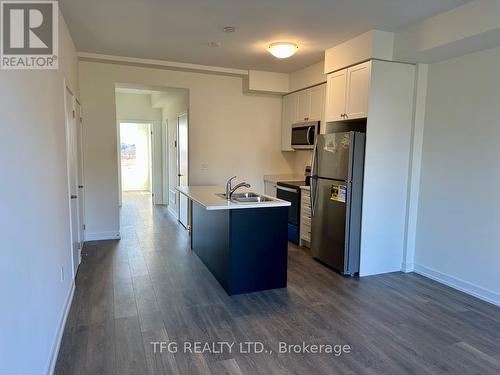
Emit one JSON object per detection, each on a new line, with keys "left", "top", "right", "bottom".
{"left": 325, "top": 69, "right": 347, "bottom": 122}
{"left": 75, "top": 101, "right": 85, "bottom": 250}
{"left": 177, "top": 113, "right": 189, "bottom": 228}
{"left": 65, "top": 88, "right": 80, "bottom": 279}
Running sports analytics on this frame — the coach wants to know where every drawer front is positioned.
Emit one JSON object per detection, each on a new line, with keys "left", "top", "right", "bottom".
{"left": 302, "top": 215, "right": 311, "bottom": 228}
{"left": 300, "top": 189, "right": 312, "bottom": 244}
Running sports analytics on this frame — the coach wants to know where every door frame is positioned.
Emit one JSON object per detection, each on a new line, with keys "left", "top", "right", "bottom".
{"left": 75, "top": 98, "right": 85, "bottom": 250}
{"left": 177, "top": 111, "right": 189, "bottom": 227}
{"left": 63, "top": 81, "right": 81, "bottom": 281}
{"left": 117, "top": 120, "right": 156, "bottom": 206}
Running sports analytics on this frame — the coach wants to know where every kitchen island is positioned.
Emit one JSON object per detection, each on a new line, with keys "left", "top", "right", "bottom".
{"left": 177, "top": 186, "right": 290, "bottom": 295}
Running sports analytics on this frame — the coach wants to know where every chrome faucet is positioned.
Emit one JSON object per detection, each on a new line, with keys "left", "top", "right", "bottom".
{"left": 225, "top": 176, "right": 251, "bottom": 200}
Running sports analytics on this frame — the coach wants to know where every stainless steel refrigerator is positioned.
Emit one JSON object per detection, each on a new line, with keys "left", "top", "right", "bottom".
{"left": 310, "top": 131, "right": 365, "bottom": 275}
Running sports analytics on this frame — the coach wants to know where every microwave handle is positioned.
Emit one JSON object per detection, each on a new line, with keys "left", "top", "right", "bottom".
{"left": 306, "top": 127, "right": 312, "bottom": 145}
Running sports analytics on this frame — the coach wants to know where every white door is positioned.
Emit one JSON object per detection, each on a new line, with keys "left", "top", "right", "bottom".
{"left": 345, "top": 61, "right": 371, "bottom": 120}
{"left": 325, "top": 69, "right": 347, "bottom": 122}
{"left": 65, "top": 88, "right": 80, "bottom": 279}
{"left": 75, "top": 101, "right": 85, "bottom": 249}
{"left": 177, "top": 113, "right": 189, "bottom": 229}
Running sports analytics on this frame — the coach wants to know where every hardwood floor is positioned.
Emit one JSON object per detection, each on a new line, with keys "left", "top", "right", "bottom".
{"left": 55, "top": 192, "right": 500, "bottom": 374}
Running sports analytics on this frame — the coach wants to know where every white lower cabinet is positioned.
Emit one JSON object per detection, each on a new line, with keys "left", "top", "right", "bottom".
{"left": 300, "top": 188, "right": 312, "bottom": 247}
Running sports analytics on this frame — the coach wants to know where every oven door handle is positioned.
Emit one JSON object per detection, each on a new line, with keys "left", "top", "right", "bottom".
{"left": 277, "top": 185, "right": 298, "bottom": 193}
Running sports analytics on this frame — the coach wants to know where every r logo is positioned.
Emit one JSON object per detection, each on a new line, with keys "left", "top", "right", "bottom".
{"left": 1, "top": 1, "right": 58, "bottom": 69}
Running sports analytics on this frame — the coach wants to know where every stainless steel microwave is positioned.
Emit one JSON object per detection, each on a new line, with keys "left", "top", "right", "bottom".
{"left": 291, "top": 121, "right": 319, "bottom": 149}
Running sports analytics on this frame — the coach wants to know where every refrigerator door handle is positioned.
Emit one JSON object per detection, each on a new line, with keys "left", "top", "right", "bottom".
{"left": 311, "top": 176, "right": 318, "bottom": 217}
{"left": 310, "top": 140, "right": 318, "bottom": 216}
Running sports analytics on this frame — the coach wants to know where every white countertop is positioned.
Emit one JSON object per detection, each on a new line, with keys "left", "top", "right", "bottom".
{"left": 177, "top": 186, "right": 291, "bottom": 210}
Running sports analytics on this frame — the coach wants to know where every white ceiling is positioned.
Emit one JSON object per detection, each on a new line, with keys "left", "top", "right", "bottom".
{"left": 60, "top": 0, "right": 468, "bottom": 73}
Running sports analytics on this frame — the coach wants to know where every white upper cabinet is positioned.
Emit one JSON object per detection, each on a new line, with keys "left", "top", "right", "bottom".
{"left": 281, "top": 93, "right": 298, "bottom": 151}
{"left": 309, "top": 84, "right": 326, "bottom": 123}
{"left": 325, "top": 61, "right": 371, "bottom": 122}
{"left": 325, "top": 69, "right": 347, "bottom": 122}
{"left": 281, "top": 84, "right": 326, "bottom": 151}
{"left": 345, "top": 61, "right": 371, "bottom": 119}
{"left": 297, "top": 90, "right": 310, "bottom": 122}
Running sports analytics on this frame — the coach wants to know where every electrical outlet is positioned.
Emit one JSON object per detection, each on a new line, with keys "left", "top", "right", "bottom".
{"left": 201, "top": 163, "right": 209, "bottom": 171}
{"left": 60, "top": 266, "right": 64, "bottom": 282}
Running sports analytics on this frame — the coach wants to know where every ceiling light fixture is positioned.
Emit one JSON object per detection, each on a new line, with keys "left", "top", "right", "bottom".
{"left": 268, "top": 42, "right": 298, "bottom": 59}
{"left": 223, "top": 26, "right": 236, "bottom": 33}
{"left": 207, "top": 41, "right": 222, "bottom": 48}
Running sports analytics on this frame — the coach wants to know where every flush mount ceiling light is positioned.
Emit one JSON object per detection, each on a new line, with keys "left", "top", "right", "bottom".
{"left": 223, "top": 26, "right": 236, "bottom": 33}
{"left": 207, "top": 41, "right": 222, "bottom": 48}
{"left": 268, "top": 42, "right": 298, "bottom": 58}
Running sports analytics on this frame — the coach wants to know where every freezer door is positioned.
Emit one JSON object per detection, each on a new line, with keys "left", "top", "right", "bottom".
{"left": 316, "top": 132, "right": 353, "bottom": 181}
{"left": 311, "top": 178, "right": 349, "bottom": 272}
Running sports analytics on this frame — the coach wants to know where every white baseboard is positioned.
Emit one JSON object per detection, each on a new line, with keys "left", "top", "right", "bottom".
{"left": 413, "top": 263, "right": 500, "bottom": 307}
{"left": 45, "top": 281, "right": 75, "bottom": 375}
{"left": 85, "top": 231, "right": 121, "bottom": 241}
{"left": 401, "top": 262, "right": 415, "bottom": 273}
{"left": 168, "top": 206, "right": 178, "bottom": 219}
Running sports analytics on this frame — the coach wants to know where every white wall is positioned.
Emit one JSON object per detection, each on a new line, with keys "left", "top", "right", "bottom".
{"left": 293, "top": 150, "right": 313, "bottom": 176}
{"left": 414, "top": 46, "right": 500, "bottom": 305}
{"left": 289, "top": 61, "right": 326, "bottom": 92}
{"left": 394, "top": 0, "right": 500, "bottom": 63}
{"left": 160, "top": 92, "right": 189, "bottom": 216}
{"left": 0, "top": 11, "right": 79, "bottom": 375}
{"left": 115, "top": 92, "right": 163, "bottom": 203}
{"left": 79, "top": 61, "right": 294, "bottom": 236}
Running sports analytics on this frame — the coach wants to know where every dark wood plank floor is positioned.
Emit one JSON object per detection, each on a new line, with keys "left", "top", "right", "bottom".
{"left": 55, "top": 192, "right": 500, "bottom": 374}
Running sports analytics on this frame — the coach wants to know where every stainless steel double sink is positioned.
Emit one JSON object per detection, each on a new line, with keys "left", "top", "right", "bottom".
{"left": 216, "top": 192, "right": 275, "bottom": 203}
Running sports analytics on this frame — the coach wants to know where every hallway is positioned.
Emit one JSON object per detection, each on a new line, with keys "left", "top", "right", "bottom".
{"left": 55, "top": 193, "right": 500, "bottom": 375}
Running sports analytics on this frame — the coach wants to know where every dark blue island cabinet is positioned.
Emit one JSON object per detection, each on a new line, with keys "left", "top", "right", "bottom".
{"left": 191, "top": 201, "right": 289, "bottom": 295}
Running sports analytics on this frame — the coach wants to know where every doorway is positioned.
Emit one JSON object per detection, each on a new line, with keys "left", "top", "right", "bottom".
{"left": 119, "top": 122, "right": 153, "bottom": 197}
{"left": 177, "top": 113, "right": 189, "bottom": 228}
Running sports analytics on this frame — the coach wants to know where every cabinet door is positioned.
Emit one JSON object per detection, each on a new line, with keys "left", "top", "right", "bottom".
{"left": 345, "top": 61, "right": 371, "bottom": 120}
{"left": 281, "top": 94, "right": 298, "bottom": 151}
{"left": 325, "top": 69, "right": 347, "bottom": 122}
{"left": 297, "top": 89, "right": 311, "bottom": 122}
{"left": 309, "top": 83, "right": 326, "bottom": 123}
